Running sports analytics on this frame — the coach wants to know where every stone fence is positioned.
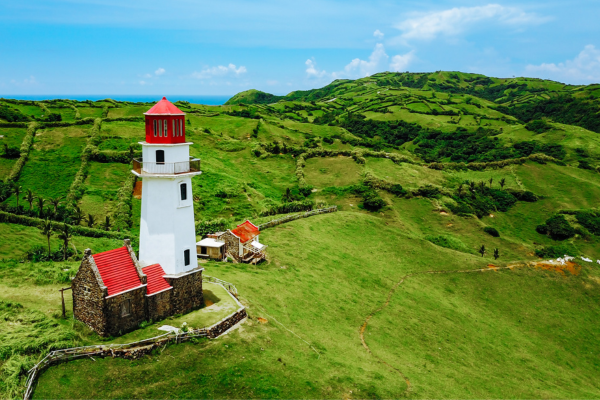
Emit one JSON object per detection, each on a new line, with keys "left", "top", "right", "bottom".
{"left": 24, "top": 280, "right": 246, "bottom": 400}
{"left": 258, "top": 206, "right": 338, "bottom": 230}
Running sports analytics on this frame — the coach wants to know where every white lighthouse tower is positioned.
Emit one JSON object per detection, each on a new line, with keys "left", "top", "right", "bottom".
{"left": 132, "top": 97, "right": 201, "bottom": 275}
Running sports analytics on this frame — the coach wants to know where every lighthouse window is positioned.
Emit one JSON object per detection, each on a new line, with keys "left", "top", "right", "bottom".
{"left": 158, "top": 120, "right": 162, "bottom": 137}
{"left": 153, "top": 120, "right": 157, "bottom": 137}
{"left": 184, "top": 249, "right": 190, "bottom": 266}
{"left": 173, "top": 120, "right": 176, "bottom": 137}
{"left": 164, "top": 120, "right": 168, "bottom": 136}
{"left": 180, "top": 120, "right": 183, "bottom": 136}
{"left": 156, "top": 150, "right": 165, "bottom": 164}
{"left": 180, "top": 183, "right": 187, "bottom": 200}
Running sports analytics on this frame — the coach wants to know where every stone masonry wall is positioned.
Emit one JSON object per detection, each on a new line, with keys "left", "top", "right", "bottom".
{"left": 104, "top": 286, "right": 147, "bottom": 337}
{"left": 72, "top": 253, "right": 108, "bottom": 336}
{"left": 205, "top": 308, "right": 247, "bottom": 338}
{"left": 219, "top": 231, "right": 240, "bottom": 261}
{"left": 165, "top": 268, "right": 204, "bottom": 315}
{"left": 147, "top": 289, "right": 173, "bottom": 321}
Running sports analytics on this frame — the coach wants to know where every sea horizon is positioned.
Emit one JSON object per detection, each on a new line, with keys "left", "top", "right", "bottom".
{"left": 0, "top": 94, "right": 233, "bottom": 105}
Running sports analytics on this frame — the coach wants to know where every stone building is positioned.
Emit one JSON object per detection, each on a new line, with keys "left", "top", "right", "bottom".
{"left": 72, "top": 239, "right": 204, "bottom": 337}
{"left": 209, "top": 220, "right": 267, "bottom": 264}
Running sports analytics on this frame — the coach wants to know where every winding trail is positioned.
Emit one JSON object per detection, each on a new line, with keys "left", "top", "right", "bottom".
{"left": 359, "top": 264, "right": 522, "bottom": 397}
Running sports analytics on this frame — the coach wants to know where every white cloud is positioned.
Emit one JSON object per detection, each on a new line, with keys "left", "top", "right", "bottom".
{"left": 192, "top": 63, "right": 247, "bottom": 80}
{"left": 155, "top": 67, "right": 165, "bottom": 76}
{"left": 373, "top": 29, "right": 384, "bottom": 39}
{"left": 396, "top": 4, "right": 549, "bottom": 42}
{"left": 10, "top": 76, "right": 38, "bottom": 86}
{"left": 333, "top": 43, "right": 389, "bottom": 78}
{"left": 390, "top": 51, "right": 416, "bottom": 72}
{"left": 525, "top": 45, "right": 600, "bottom": 84}
{"left": 266, "top": 80, "right": 279, "bottom": 86}
{"left": 139, "top": 80, "right": 147, "bottom": 85}
{"left": 305, "top": 58, "right": 327, "bottom": 78}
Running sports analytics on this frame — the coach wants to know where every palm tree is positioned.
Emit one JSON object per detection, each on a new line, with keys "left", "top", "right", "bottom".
{"left": 103, "top": 215, "right": 111, "bottom": 231}
{"left": 489, "top": 177, "right": 493, "bottom": 188}
{"left": 478, "top": 181, "right": 486, "bottom": 193}
{"left": 468, "top": 180, "right": 475, "bottom": 192}
{"left": 36, "top": 196, "right": 46, "bottom": 218}
{"left": 86, "top": 213, "right": 95, "bottom": 228}
{"left": 494, "top": 248, "right": 500, "bottom": 260}
{"left": 57, "top": 224, "right": 72, "bottom": 261}
{"left": 13, "top": 184, "right": 22, "bottom": 211}
{"left": 70, "top": 205, "right": 83, "bottom": 226}
{"left": 49, "top": 196, "right": 63, "bottom": 216}
{"left": 40, "top": 219, "right": 53, "bottom": 258}
{"left": 24, "top": 189, "right": 35, "bottom": 211}
{"left": 456, "top": 184, "right": 464, "bottom": 198}
{"left": 499, "top": 178, "right": 506, "bottom": 189}
{"left": 479, "top": 245, "right": 486, "bottom": 257}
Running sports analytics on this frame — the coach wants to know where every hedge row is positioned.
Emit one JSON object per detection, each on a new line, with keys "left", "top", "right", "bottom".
{"left": 90, "top": 150, "right": 138, "bottom": 164}
{"left": 428, "top": 153, "right": 564, "bottom": 171}
{"left": 37, "top": 102, "right": 50, "bottom": 116}
{"left": 70, "top": 105, "right": 81, "bottom": 120}
{"left": 6, "top": 122, "right": 38, "bottom": 182}
{"left": 39, "top": 118, "right": 95, "bottom": 128}
{"left": 0, "top": 122, "right": 28, "bottom": 128}
{"left": 113, "top": 175, "right": 136, "bottom": 231}
{"left": 66, "top": 119, "right": 102, "bottom": 203}
{"left": 103, "top": 116, "right": 144, "bottom": 123}
{"left": 0, "top": 210, "right": 127, "bottom": 239}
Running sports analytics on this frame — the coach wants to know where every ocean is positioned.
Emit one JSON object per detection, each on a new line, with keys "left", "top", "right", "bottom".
{"left": 0, "top": 95, "right": 232, "bottom": 105}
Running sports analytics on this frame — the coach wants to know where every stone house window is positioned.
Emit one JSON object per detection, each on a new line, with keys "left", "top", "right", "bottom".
{"left": 121, "top": 299, "right": 131, "bottom": 317}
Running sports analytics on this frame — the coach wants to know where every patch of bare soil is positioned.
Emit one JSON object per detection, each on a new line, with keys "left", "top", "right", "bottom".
{"left": 532, "top": 261, "right": 581, "bottom": 276}
{"left": 257, "top": 317, "right": 268, "bottom": 324}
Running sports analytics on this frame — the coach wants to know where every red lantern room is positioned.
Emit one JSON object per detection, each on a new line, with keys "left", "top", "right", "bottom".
{"left": 143, "top": 97, "right": 186, "bottom": 144}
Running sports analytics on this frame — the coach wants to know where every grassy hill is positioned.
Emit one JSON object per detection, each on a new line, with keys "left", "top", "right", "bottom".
{"left": 1, "top": 72, "right": 600, "bottom": 398}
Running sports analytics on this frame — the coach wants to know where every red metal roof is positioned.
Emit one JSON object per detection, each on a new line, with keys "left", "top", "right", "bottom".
{"left": 145, "top": 97, "right": 185, "bottom": 115}
{"left": 142, "top": 264, "right": 172, "bottom": 295}
{"left": 93, "top": 247, "right": 143, "bottom": 297}
{"left": 231, "top": 220, "right": 260, "bottom": 244}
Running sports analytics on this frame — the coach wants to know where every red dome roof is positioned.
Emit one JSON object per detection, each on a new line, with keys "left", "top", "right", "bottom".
{"left": 144, "top": 97, "right": 185, "bottom": 115}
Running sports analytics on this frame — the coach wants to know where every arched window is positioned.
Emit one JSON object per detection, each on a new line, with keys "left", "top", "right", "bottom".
{"left": 156, "top": 150, "right": 165, "bottom": 164}
{"left": 153, "top": 120, "right": 157, "bottom": 137}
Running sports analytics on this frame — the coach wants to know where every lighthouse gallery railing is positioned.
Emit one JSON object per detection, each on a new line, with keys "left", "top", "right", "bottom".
{"left": 132, "top": 158, "right": 201, "bottom": 175}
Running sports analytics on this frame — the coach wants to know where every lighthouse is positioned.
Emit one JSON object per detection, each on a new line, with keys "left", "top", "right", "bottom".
{"left": 132, "top": 97, "right": 202, "bottom": 275}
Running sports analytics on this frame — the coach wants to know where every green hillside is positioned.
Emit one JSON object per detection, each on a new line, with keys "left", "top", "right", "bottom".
{"left": 1, "top": 72, "right": 600, "bottom": 399}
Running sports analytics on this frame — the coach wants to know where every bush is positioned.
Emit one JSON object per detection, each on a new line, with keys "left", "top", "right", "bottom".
{"left": 578, "top": 160, "right": 594, "bottom": 170}
{"left": 535, "top": 224, "right": 548, "bottom": 234}
{"left": 574, "top": 210, "right": 600, "bottom": 235}
{"left": 525, "top": 119, "right": 552, "bottom": 134}
{"left": 507, "top": 189, "right": 538, "bottom": 202}
{"left": 535, "top": 243, "right": 578, "bottom": 258}
{"left": 544, "top": 215, "right": 576, "bottom": 240}
{"left": 362, "top": 192, "right": 386, "bottom": 211}
{"left": 388, "top": 184, "right": 407, "bottom": 197}
{"left": 25, "top": 245, "right": 74, "bottom": 263}
{"left": 1, "top": 144, "right": 20, "bottom": 159}
{"left": 322, "top": 137, "right": 334, "bottom": 144}
{"left": 414, "top": 184, "right": 441, "bottom": 199}
{"left": 484, "top": 226, "right": 500, "bottom": 237}
{"left": 488, "top": 189, "right": 517, "bottom": 212}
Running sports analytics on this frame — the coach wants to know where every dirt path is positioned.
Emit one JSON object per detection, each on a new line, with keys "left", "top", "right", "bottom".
{"left": 359, "top": 264, "right": 522, "bottom": 397}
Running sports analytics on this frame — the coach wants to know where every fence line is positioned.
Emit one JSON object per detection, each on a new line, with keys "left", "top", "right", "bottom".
{"left": 23, "top": 281, "right": 246, "bottom": 400}
{"left": 258, "top": 206, "right": 337, "bottom": 230}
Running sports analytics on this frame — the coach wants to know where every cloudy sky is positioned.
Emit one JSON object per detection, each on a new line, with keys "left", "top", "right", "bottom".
{"left": 1, "top": 0, "right": 599, "bottom": 96}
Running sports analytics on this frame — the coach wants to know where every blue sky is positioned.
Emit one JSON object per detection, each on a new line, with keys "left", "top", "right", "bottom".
{"left": 1, "top": 0, "right": 599, "bottom": 96}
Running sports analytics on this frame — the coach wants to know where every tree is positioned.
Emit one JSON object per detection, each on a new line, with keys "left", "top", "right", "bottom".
{"left": 468, "top": 180, "right": 475, "bottom": 192}
{"left": 489, "top": 177, "right": 493, "bottom": 188}
{"left": 12, "top": 184, "right": 22, "bottom": 211}
{"left": 479, "top": 245, "right": 486, "bottom": 257}
{"left": 70, "top": 205, "right": 83, "bottom": 226}
{"left": 103, "top": 215, "right": 112, "bottom": 231}
{"left": 457, "top": 183, "right": 464, "bottom": 198}
{"left": 494, "top": 248, "right": 500, "bottom": 260}
{"left": 499, "top": 178, "right": 506, "bottom": 189}
{"left": 40, "top": 219, "right": 53, "bottom": 258}
{"left": 24, "top": 189, "right": 35, "bottom": 211}
{"left": 49, "top": 196, "right": 63, "bottom": 216}
{"left": 86, "top": 213, "right": 95, "bottom": 228}
{"left": 36, "top": 196, "right": 46, "bottom": 218}
{"left": 57, "top": 224, "right": 72, "bottom": 261}
{"left": 478, "top": 181, "right": 486, "bottom": 193}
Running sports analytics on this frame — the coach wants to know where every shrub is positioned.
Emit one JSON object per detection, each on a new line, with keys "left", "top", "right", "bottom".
{"left": 484, "top": 226, "right": 500, "bottom": 237}
{"left": 535, "top": 243, "right": 578, "bottom": 258}
{"left": 536, "top": 224, "right": 548, "bottom": 234}
{"left": 388, "top": 184, "right": 407, "bottom": 197}
{"left": 574, "top": 210, "right": 600, "bottom": 235}
{"left": 525, "top": 119, "right": 552, "bottom": 134}
{"left": 544, "top": 215, "right": 576, "bottom": 240}
{"left": 322, "top": 137, "right": 334, "bottom": 144}
{"left": 414, "top": 184, "right": 441, "bottom": 199}
{"left": 362, "top": 192, "right": 386, "bottom": 211}
{"left": 488, "top": 189, "right": 517, "bottom": 212}
{"left": 578, "top": 160, "right": 594, "bottom": 170}
{"left": 507, "top": 189, "right": 538, "bottom": 202}
{"left": 196, "top": 218, "right": 230, "bottom": 237}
